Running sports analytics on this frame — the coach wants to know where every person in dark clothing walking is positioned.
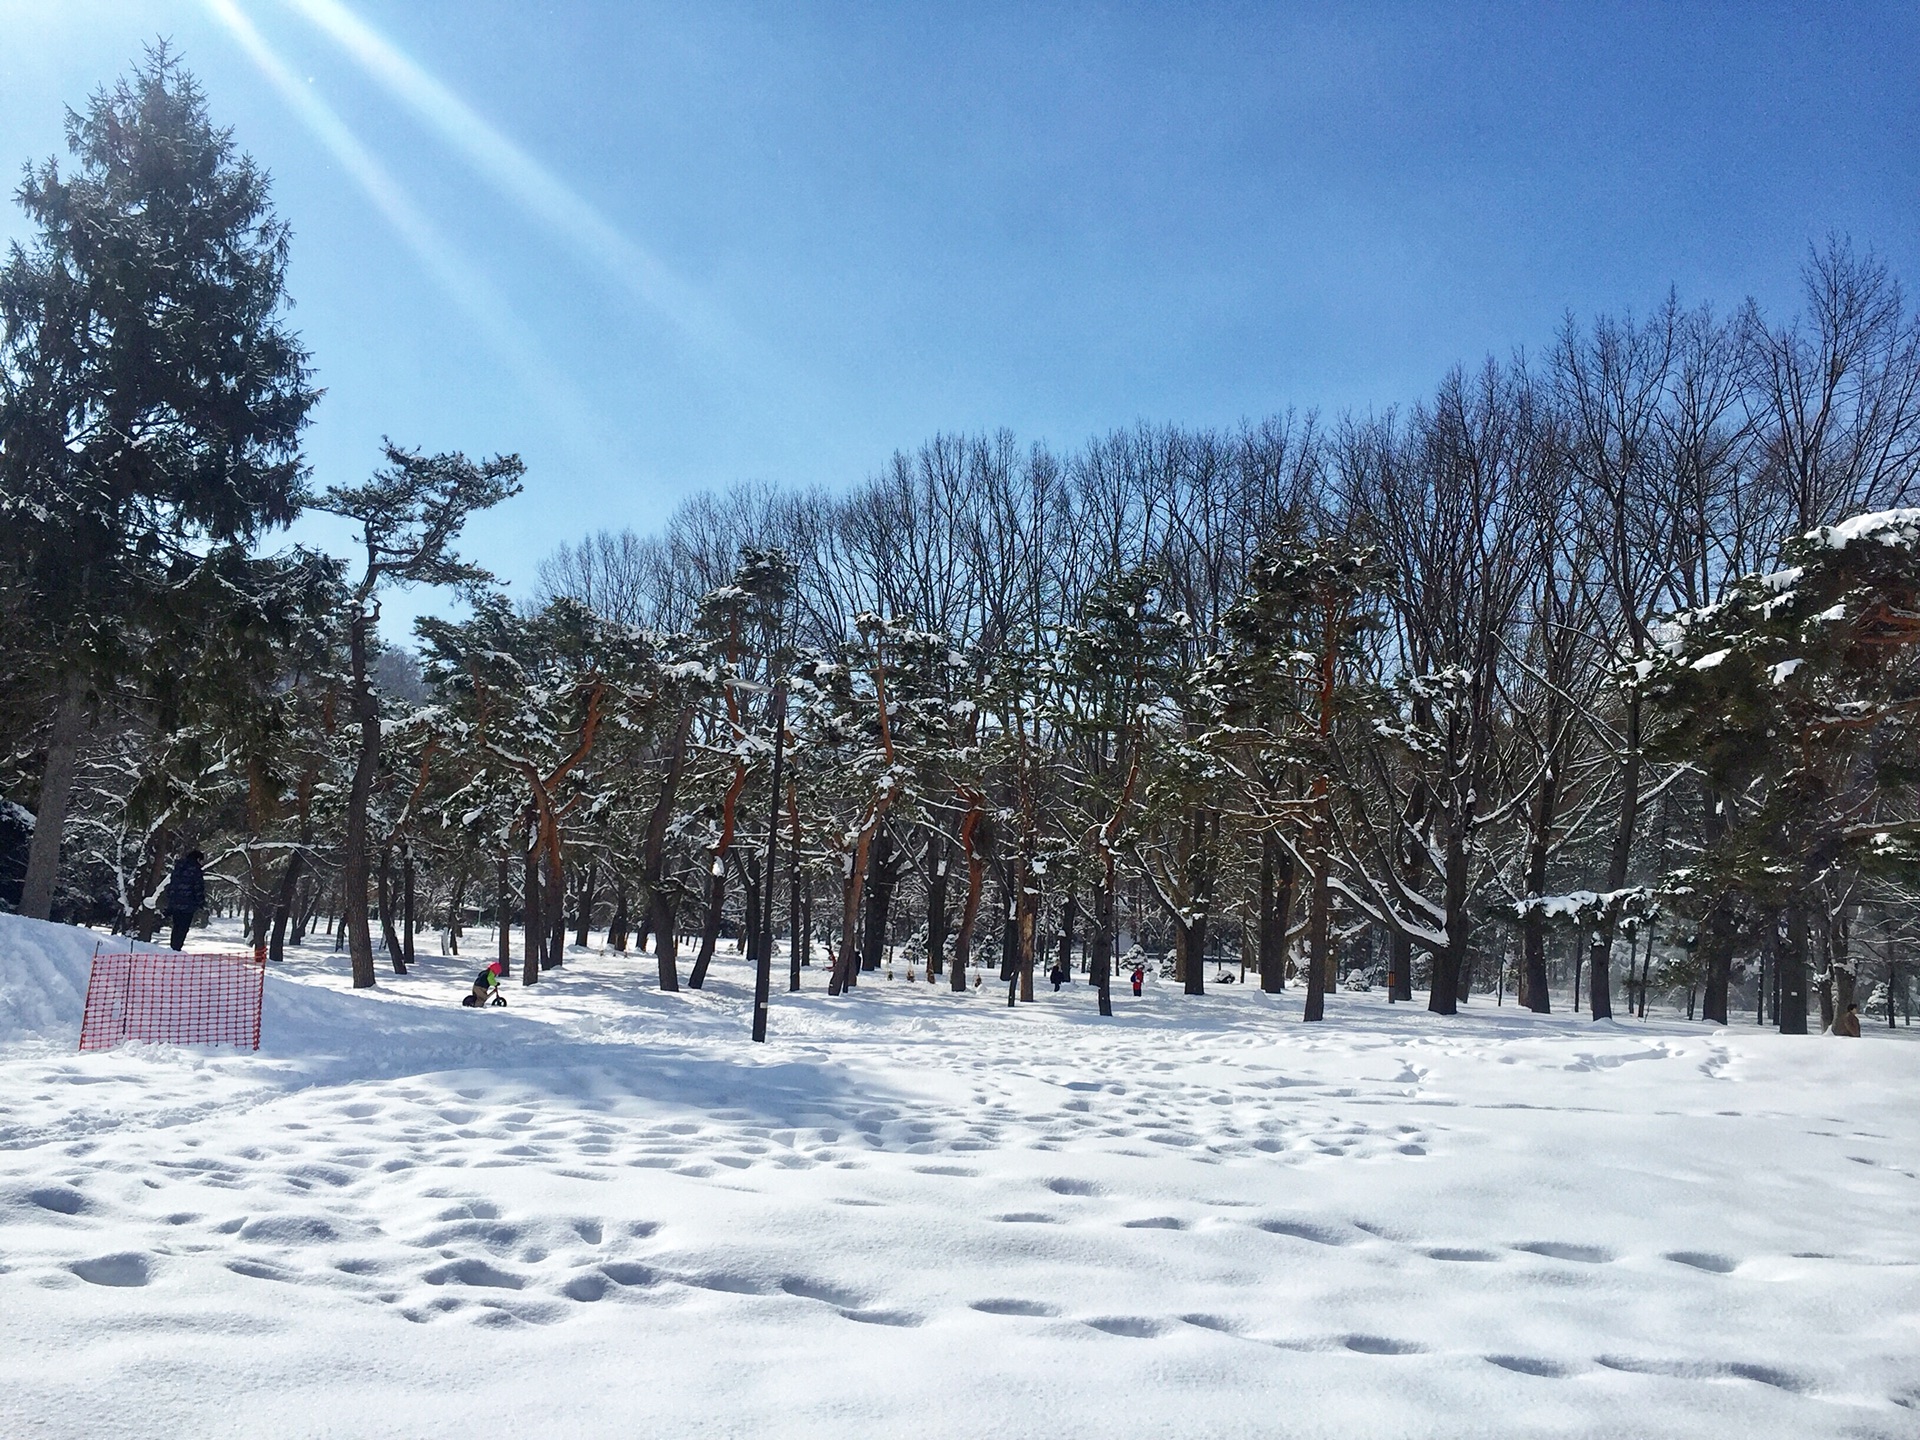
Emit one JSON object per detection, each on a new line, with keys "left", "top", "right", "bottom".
{"left": 161, "top": 850, "right": 205, "bottom": 951}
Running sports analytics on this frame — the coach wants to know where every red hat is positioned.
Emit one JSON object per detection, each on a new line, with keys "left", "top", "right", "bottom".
{"left": 489, "top": 961, "right": 506, "bottom": 975}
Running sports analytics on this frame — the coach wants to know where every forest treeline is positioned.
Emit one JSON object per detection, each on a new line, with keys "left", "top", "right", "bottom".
{"left": 5, "top": 53, "right": 1918, "bottom": 1034}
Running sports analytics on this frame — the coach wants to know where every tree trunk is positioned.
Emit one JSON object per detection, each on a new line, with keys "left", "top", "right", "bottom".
{"left": 608, "top": 882, "right": 630, "bottom": 952}
{"left": 642, "top": 705, "right": 696, "bottom": 992}
{"left": 1258, "top": 831, "right": 1291, "bottom": 994}
{"left": 521, "top": 814, "right": 542, "bottom": 986}
{"left": 1183, "top": 809, "right": 1218, "bottom": 997}
{"left": 378, "top": 845, "right": 406, "bottom": 973}
{"left": 1388, "top": 933, "right": 1413, "bottom": 1002}
{"left": 1056, "top": 887, "right": 1077, "bottom": 982}
{"left": 1091, "top": 872, "right": 1114, "bottom": 1016}
{"left": 1427, "top": 822, "right": 1471, "bottom": 1016}
{"left": 1016, "top": 851, "right": 1036, "bottom": 1004}
{"left": 1304, "top": 837, "right": 1329, "bottom": 1022}
{"left": 574, "top": 857, "right": 597, "bottom": 948}
{"left": 1778, "top": 900, "right": 1810, "bottom": 1034}
{"left": 1831, "top": 909, "right": 1855, "bottom": 1018}
{"left": 444, "top": 863, "right": 466, "bottom": 957}
{"left": 688, "top": 864, "right": 726, "bottom": 989}
{"left": 268, "top": 846, "right": 304, "bottom": 964}
{"left": 18, "top": 671, "right": 87, "bottom": 922}
{"left": 544, "top": 855, "right": 566, "bottom": 969}
{"left": 343, "top": 614, "right": 381, "bottom": 988}
{"left": 952, "top": 807, "right": 986, "bottom": 993}
{"left": 1178, "top": 913, "right": 1208, "bottom": 998}
{"left": 1586, "top": 697, "right": 1642, "bottom": 1023}
{"left": 926, "top": 830, "right": 949, "bottom": 980}
{"left": 861, "top": 825, "right": 895, "bottom": 974}
{"left": 789, "top": 867, "right": 803, "bottom": 991}
{"left": 752, "top": 686, "right": 785, "bottom": 1042}
{"left": 497, "top": 853, "right": 513, "bottom": 969}
{"left": 647, "top": 888, "right": 679, "bottom": 990}
{"left": 401, "top": 843, "right": 416, "bottom": 966}
{"left": 1520, "top": 785, "right": 1557, "bottom": 1014}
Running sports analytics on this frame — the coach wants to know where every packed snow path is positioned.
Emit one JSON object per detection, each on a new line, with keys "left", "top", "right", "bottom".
{"left": 1, "top": 916, "right": 1916, "bottom": 1438}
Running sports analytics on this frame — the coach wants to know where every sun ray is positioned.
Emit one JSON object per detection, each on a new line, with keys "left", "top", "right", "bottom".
{"left": 201, "top": 0, "right": 600, "bottom": 443}
{"left": 282, "top": 0, "right": 731, "bottom": 357}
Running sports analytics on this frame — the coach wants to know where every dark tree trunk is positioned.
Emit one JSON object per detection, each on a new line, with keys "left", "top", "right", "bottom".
{"left": 544, "top": 855, "right": 566, "bottom": 969}
{"left": 1388, "top": 933, "right": 1413, "bottom": 1003}
{"left": 1427, "top": 821, "right": 1471, "bottom": 1016}
{"left": 738, "top": 850, "right": 763, "bottom": 970}
{"left": 1056, "top": 887, "right": 1077, "bottom": 981}
{"left": 642, "top": 705, "right": 696, "bottom": 992}
{"left": 1091, "top": 873, "right": 1114, "bottom": 1017}
{"left": 401, "top": 843, "right": 416, "bottom": 966}
{"left": 608, "top": 882, "right": 629, "bottom": 952}
{"left": 952, "top": 809, "right": 985, "bottom": 993}
{"left": 343, "top": 613, "right": 381, "bottom": 988}
{"left": 268, "top": 845, "right": 304, "bottom": 964}
{"left": 1304, "top": 845, "right": 1328, "bottom": 1022}
{"left": 1587, "top": 696, "right": 1643, "bottom": 1023}
{"left": 521, "top": 815, "right": 542, "bottom": 986}
{"left": 1258, "top": 831, "right": 1291, "bottom": 994}
{"left": 1778, "top": 901, "right": 1810, "bottom": 1034}
{"left": 19, "top": 670, "right": 88, "bottom": 922}
{"left": 752, "top": 686, "right": 785, "bottom": 1042}
{"left": 689, "top": 864, "right": 726, "bottom": 989}
{"left": 647, "top": 888, "right": 678, "bottom": 990}
{"left": 378, "top": 845, "right": 406, "bottom": 973}
{"left": 440, "top": 863, "right": 463, "bottom": 957}
{"left": 1017, "top": 851, "right": 1037, "bottom": 1003}
{"left": 789, "top": 868, "right": 803, "bottom": 991}
{"left": 496, "top": 853, "right": 513, "bottom": 969}
{"left": 1178, "top": 914, "right": 1208, "bottom": 998}
{"left": 862, "top": 826, "right": 895, "bottom": 973}
{"left": 1182, "top": 809, "right": 1219, "bottom": 997}
{"left": 1520, "top": 786, "right": 1556, "bottom": 1014}
{"left": 574, "top": 858, "right": 597, "bottom": 948}
{"left": 926, "top": 830, "right": 949, "bottom": 980}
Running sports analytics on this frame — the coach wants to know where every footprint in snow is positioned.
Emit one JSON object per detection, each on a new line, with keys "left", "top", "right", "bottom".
{"left": 1484, "top": 1354, "right": 1579, "bottom": 1378}
{"left": 1343, "top": 1334, "right": 1425, "bottom": 1355}
{"left": 1256, "top": 1219, "right": 1354, "bottom": 1246}
{"left": 1514, "top": 1241, "right": 1614, "bottom": 1263}
{"left": 1665, "top": 1251, "right": 1738, "bottom": 1273}
{"left": 971, "top": 1298, "right": 1058, "bottom": 1317}
{"left": 69, "top": 1253, "right": 153, "bottom": 1287}
{"left": 1085, "top": 1315, "right": 1169, "bottom": 1338}
{"left": 25, "top": 1186, "right": 90, "bottom": 1216}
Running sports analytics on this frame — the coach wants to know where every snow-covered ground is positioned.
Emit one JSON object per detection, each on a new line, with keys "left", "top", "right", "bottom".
{"left": 2, "top": 914, "right": 1916, "bottom": 1439}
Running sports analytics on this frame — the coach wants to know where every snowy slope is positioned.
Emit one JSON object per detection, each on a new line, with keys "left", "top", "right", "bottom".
{"left": 1, "top": 915, "right": 1916, "bottom": 1438}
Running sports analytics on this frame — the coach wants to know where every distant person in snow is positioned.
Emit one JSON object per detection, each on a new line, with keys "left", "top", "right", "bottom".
{"left": 464, "top": 960, "right": 508, "bottom": 1007}
{"left": 1833, "top": 1003, "right": 1862, "bottom": 1038}
{"left": 1130, "top": 963, "right": 1145, "bottom": 997}
{"left": 1049, "top": 962, "right": 1068, "bottom": 991}
{"left": 161, "top": 850, "right": 205, "bottom": 951}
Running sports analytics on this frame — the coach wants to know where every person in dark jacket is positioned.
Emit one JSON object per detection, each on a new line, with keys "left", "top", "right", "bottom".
{"left": 1834, "top": 1003, "right": 1862, "bottom": 1038}
{"left": 161, "top": 850, "right": 205, "bottom": 951}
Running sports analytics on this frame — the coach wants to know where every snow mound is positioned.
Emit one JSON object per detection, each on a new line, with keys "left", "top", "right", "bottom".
{"left": 0, "top": 914, "right": 158, "bottom": 1046}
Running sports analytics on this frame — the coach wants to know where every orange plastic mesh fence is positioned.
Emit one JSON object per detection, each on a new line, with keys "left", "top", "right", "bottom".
{"left": 78, "top": 951, "right": 265, "bottom": 1052}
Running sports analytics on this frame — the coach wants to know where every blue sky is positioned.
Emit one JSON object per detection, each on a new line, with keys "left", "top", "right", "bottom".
{"left": 2, "top": 2, "right": 1916, "bottom": 633}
